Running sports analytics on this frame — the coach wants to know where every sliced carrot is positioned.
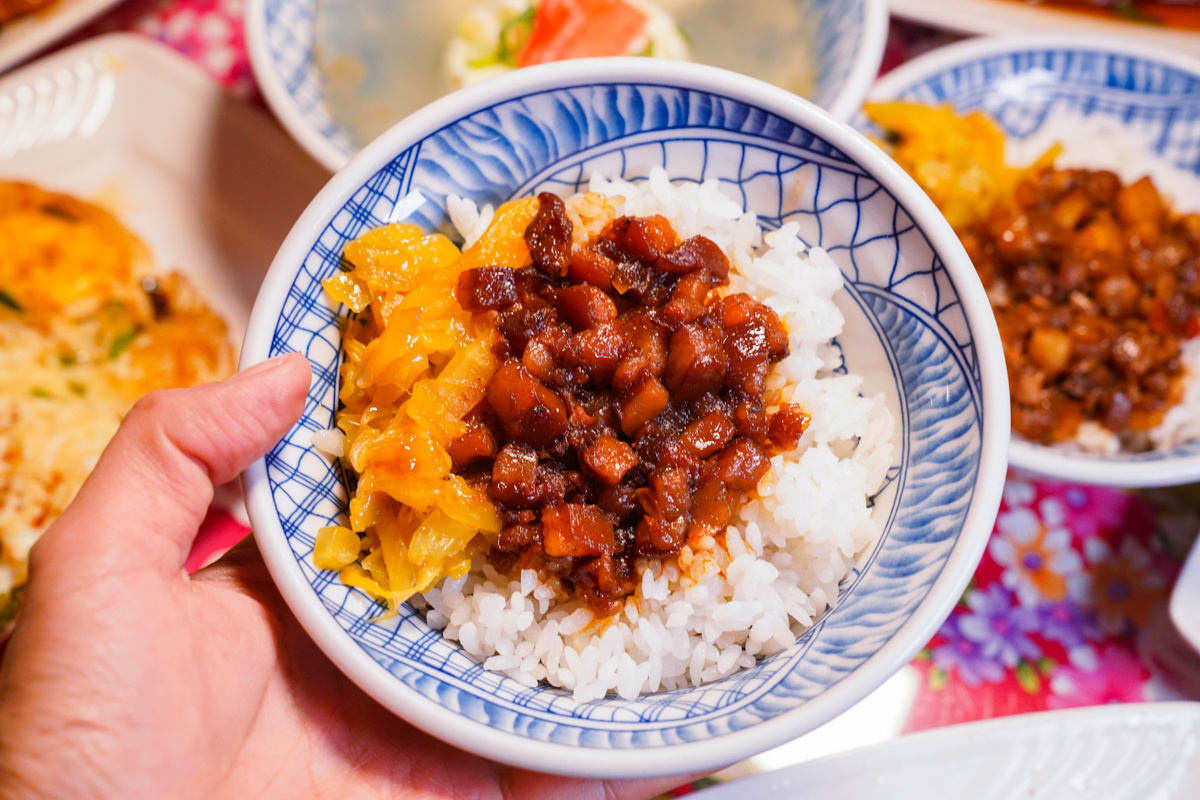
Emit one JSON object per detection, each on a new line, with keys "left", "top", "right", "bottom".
{"left": 517, "top": 0, "right": 649, "bottom": 67}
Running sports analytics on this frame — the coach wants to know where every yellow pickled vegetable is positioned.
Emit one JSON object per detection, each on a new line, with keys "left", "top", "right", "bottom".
{"left": 406, "top": 333, "right": 500, "bottom": 443}
{"left": 349, "top": 490, "right": 389, "bottom": 534}
{"left": 458, "top": 196, "right": 539, "bottom": 270}
{"left": 339, "top": 563, "right": 399, "bottom": 602}
{"left": 344, "top": 223, "right": 461, "bottom": 295}
{"left": 322, "top": 272, "right": 371, "bottom": 314}
{"left": 863, "top": 101, "right": 1058, "bottom": 231}
{"left": 407, "top": 509, "right": 481, "bottom": 591}
{"left": 375, "top": 505, "right": 423, "bottom": 601}
{"left": 317, "top": 202, "right": 535, "bottom": 612}
{"left": 313, "top": 525, "right": 361, "bottom": 571}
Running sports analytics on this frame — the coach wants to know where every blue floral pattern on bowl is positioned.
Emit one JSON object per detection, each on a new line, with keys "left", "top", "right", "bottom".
{"left": 247, "top": 0, "right": 887, "bottom": 171}
{"left": 860, "top": 34, "right": 1200, "bottom": 487}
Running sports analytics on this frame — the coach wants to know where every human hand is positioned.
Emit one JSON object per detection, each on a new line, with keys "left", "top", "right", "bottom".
{"left": 0, "top": 353, "right": 695, "bottom": 800}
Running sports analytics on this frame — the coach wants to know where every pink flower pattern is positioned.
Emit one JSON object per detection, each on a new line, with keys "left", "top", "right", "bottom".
{"left": 1047, "top": 645, "right": 1148, "bottom": 709}
{"left": 78, "top": 0, "right": 259, "bottom": 99}
{"left": 906, "top": 471, "right": 1189, "bottom": 733}
{"left": 989, "top": 501, "right": 1083, "bottom": 607}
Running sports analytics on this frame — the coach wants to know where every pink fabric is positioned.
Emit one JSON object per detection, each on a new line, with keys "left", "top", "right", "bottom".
{"left": 80, "top": 0, "right": 259, "bottom": 98}
{"left": 905, "top": 473, "right": 1198, "bottom": 732}
{"left": 185, "top": 506, "right": 252, "bottom": 573}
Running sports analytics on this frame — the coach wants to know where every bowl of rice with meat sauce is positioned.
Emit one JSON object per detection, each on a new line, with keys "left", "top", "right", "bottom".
{"left": 859, "top": 33, "right": 1200, "bottom": 488}
{"left": 241, "top": 58, "right": 1008, "bottom": 777}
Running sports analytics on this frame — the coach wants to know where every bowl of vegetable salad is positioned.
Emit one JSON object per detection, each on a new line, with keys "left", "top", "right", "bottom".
{"left": 246, "top": 0, "right": 889, "bottom": 172}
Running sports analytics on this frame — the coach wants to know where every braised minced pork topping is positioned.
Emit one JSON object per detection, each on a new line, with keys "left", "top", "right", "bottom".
{"left": 452, "top": 193, "right": 809, "bottom": 615}
{"left": 961, "top": 168, "right": 1200, "bottom": 446}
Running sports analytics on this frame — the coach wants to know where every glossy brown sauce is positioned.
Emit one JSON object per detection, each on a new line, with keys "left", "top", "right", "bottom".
{"left": 451, "top": 193, "right": 808, "bottom": 615}
{"left": 960, "top": 168, "right": 1200, "bottom": 446}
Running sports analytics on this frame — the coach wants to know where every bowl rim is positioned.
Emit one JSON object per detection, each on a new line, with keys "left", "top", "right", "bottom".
{"left": 244, "top": 0, "right": 346, "bottom": 172}
{"left": 241, "top": 57, "right": 1009, "bottom": 777}
{"left": 866, "top": 30, "right": 1200, "bottom": 489}
{"left": 244, "top": 0, "right": 892, "bottom": 174}
{"left": 823, "top": 0, "right": 890, "bottom": 122}
{"left": 869, "top": 29, "right": 1200, "bottom": 104}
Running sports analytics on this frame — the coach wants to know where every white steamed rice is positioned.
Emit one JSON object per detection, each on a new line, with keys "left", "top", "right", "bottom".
{"left": 414, "top": 170, "right": 894, "bottom": 702}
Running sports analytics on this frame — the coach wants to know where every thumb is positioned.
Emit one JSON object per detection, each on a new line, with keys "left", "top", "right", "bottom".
{"left": 30, "top": 352, "right": 311, "bottom": 580}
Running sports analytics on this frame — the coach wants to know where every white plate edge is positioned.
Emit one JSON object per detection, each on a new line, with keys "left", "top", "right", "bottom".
{"left": 0, "top": 0, "right": 124, "bottom": 74}
{"left": 889, "top": 0, "right": 1200, "bottom": 56}
{"left": 695, "top": 701, "right": 1200, "bottom": 798}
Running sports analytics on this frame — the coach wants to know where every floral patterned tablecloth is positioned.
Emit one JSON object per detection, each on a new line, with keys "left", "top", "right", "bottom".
{"left": 905, "top": 473, "right": 1199, "bottom": 731}
{"left": 76, "top": 0, "right": 259, "bottom": 98}
{"left": 24, "top": 2, "right": 1200, "bottom": 789}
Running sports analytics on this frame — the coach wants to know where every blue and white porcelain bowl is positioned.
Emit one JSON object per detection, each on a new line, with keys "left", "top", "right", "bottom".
{"left": 240, "top": 59, "right": 1008, "bottom": 778}
{"left": 245, "top": 0, "right": 889, "bottom": 172}
{"left": 862, "top": 34, "right": 1200, "bottom": 488}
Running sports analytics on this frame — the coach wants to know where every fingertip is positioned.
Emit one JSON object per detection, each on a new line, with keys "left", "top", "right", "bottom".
{"left": 194, "top": 353, "right": 312, "bottom": 483}
{"left": 234, "top": 351, "right": 311, "bottom": 424}
{"left": 237, "top": 351, "right": 312, "bottom": 387}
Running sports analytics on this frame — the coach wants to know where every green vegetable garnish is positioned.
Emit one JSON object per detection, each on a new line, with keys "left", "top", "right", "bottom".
{"left": 0, "top": 584, "right": 26, "bottom": 631}
{"left": 469, "top": 5, "right": 536, "bottom": 69}
{"left": 107, "top": 326, "right": 141, "bottom": 360}
{"left": 0, "top": 290, "right": 22, "bottom": 313}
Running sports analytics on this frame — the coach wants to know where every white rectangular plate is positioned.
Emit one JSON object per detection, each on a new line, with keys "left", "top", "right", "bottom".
{"left": 0, "top": 31, "right": 330, "bottom": 350}
{"left": 890, "top": 0, "right": 1200, "bottom": 57}
{"left": 698, "top": 702, "right": 1200, "bottom": 800}
{"left": 0, "top": 0, "right": 124, "bottom": 75}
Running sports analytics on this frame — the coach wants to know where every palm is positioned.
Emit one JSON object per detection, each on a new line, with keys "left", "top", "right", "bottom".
{"left": 195, "top": 551, "right": 678, "bottom": 800}
{"left": 0, "top": 357, "right": 691, "bottom": 800}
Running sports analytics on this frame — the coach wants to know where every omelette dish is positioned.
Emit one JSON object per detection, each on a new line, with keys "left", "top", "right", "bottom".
{"left": 0, "top": 0, "right": 56, "bottom": 25}
{"left": 0, "top": 182, "right": 234, "bottom": 628}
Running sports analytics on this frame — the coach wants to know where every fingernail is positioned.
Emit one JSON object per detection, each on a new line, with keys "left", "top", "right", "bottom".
{"left": 236, "top": 352, "right": 304, "bottom": 381}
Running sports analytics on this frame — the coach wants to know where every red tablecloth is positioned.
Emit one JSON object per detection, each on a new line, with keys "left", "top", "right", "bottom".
{"left": 15, "top": 2, "right": 1200, "bottom": 786}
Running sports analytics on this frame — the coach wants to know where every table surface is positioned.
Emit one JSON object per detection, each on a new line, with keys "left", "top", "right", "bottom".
{"left": 13, "top": 1, "right": 1200, "bottom": 792}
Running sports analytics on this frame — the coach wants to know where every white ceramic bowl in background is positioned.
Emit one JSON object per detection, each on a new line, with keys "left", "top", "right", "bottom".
{"left": 861, "top": 33, "right": 1200, "bottom": 488}
{"left": 245, "top": 0, "right": 888, "bottom": 172}
{"left": 240, "top": 58, "right": 1008, "bottom": 778}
